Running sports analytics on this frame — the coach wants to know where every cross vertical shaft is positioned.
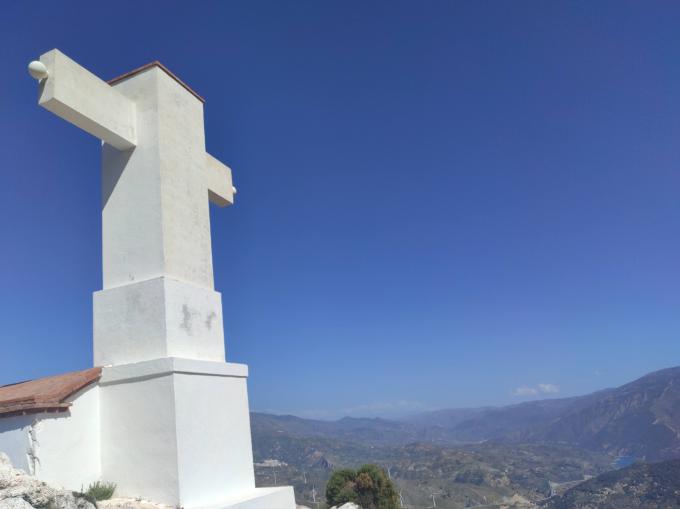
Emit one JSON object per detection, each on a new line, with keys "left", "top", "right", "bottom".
{"left": 34, "top": 49, "right": 235, "bottom": 366}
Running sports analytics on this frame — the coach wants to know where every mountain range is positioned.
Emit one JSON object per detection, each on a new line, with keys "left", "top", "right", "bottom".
{"left": 254, "top": 366, "right": 680, "bottom": 461}
{"left": 251, "top": 366, "right": 680, "bottom": 507}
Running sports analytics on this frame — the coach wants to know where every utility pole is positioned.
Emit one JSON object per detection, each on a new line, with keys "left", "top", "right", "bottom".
{"left": 398, "top": 489, "right": 408, "bottom": 508}
{"left": 311, "top": 484, "right": 319, "bottom": 508}
{"left": 428, "top": 492, "right": 443, "bottom": 508}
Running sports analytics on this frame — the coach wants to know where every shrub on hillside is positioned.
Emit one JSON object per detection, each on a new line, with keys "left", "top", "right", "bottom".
{"left": 326, "top": 464, "right": 398, "bottom": 509}
{"left": 85, "top": 481, "right": 116, "bottom": 501}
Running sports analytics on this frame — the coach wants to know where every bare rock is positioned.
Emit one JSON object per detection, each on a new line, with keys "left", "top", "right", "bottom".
{"left": 98, "top": 498, "right": 174, "bottom": 509}
{"left": 0, "top": 453, "right": 95, "bottom": 509}
{"left": 0, "top": 498, "right": 35, "bottom": 509}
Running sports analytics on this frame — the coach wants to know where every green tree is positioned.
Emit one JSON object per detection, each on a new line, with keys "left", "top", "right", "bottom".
{"left": 326, "top": 469, "right": 358, "bottom": 506}
{"left": 326, "top": 465, "right": 399, "bottom": 509}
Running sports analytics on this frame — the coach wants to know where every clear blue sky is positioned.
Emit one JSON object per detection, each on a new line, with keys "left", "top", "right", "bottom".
{"left": 1, "top": 1, "right": 679, "bottom": 419}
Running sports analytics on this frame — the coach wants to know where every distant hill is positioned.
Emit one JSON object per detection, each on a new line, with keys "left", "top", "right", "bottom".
{"left": 541, "top": 459, "right": 680, "bottom": 509}
{"left": 525, "top": 367, "right": 680, "bottom": 460}
{"left": 254, "top": 366, "right": 680, "bottom": 461}
{"left": 251, "top": 366, "right": 680, "bottom": 507}
{"left": 404, "top": 394, "right": 608, "bottom": 443}
{"left": 251, "top": 412, "right": 421, "bottom": 447}
{"left": 250, "top": 428, "right": 610, "bottom": 508}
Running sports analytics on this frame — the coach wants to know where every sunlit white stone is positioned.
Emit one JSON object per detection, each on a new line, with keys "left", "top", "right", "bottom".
{"left": 27, "top": 60, "right": 48, "bottom": 80}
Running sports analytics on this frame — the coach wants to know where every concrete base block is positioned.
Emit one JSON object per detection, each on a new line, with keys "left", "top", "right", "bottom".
{"left": 94, "top": 277, "right": 226, "bottom": 366}
{"left": 99, "top": 358, "right": 289, "bottom": 508}
{"left": 202, "top": 487, "right": 295, "bottom": 509}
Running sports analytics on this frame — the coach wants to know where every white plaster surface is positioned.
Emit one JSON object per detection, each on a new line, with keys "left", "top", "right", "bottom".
{"left": 33, "top": 386, "right": 101, "bottom": 489}
{"left": 99, "top": 357, "right": 247, "bottom": 385}
{"left": 94, "top": 277, "right": 226, "bottom": 366}
{"left": 102, "top": 66, "right": 232, "bottom": 292}
{"left": 0, "top": 417, "right": 31, "bottom": 474}
{"left": 205, "top": 153, "right": 235, "bottom": 207}
{"left": 202, "top": 487, "right": 296, "bottom": 509}
{"left": 38, "top": 50, "right": 136, "bottom": 150}
{"left": 99, "top": 361, "right": 269, "bottom": 508}
{"left": 0, "top": 386, "right": 100, "bottom": 490}
{"left": 1, "top": 370, "right": 291, "bottom": 508}
{"left": 173, "top": 372, "right": 254, "bottom": 507}
{"left": 100, "top": 374, "right": 180, "bottom": 505}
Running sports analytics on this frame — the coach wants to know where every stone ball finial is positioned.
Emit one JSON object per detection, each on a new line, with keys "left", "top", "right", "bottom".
{"left": 28, "top": 60, "right": 48, "bottom": 80}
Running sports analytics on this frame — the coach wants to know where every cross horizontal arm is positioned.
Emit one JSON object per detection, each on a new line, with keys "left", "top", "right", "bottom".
{"left": 38, "top": 49, "right": 137, "bottom": 150}
{"left": 204, "top": 153, "right": 234, "bottom": 207}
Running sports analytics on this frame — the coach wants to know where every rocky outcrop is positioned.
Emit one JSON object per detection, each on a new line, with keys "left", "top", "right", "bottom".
{"left": 295, "top": 504, "right": 359, "bottom": 509}
{"left": 0, "top": 453, "right": 94, "bottom": 509}
{"left": 97, "top": 500, "right": 170, "bottom": 509}
{"left": 0, "top": 454, "right": 170, "bottom": 509}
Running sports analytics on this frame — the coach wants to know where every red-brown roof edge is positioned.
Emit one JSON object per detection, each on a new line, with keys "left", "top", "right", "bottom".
{"left": 0, "top": 367, "right": 102, "bottom": 417}
{"left": 108, "top": 61, "right": 205, "bottom": 103}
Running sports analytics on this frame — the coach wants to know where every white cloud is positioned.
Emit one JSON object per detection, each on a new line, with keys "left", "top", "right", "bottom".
{"left": 513, "top": 383, "right": 560, "bottom": 397}
{"left": 537, "top": 383, "right": 559, "bottom": 394}
{"left": 513, "top": 386, "right": 539, "bottom": 396}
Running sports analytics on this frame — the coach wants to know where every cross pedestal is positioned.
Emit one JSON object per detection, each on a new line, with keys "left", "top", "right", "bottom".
{"left": 99, "top": 358, "right": 264, "bottom": 508}
{"left": 25, "top": 49, "right": 295, "bottom": 509}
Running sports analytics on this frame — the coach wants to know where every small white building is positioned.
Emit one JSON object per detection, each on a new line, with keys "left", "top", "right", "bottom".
{"left": 0, "top": 50, "right": 295, "bottom": 509}
{"left": 0, "top": 368, "right": 102, "bottom": 490}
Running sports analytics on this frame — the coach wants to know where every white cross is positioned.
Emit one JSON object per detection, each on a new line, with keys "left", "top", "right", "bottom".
{"left": 30, "top": 49, "right": 236, "bottom": 365}
{"left": 31, "top": 49, "right": 234, "bottom": 288}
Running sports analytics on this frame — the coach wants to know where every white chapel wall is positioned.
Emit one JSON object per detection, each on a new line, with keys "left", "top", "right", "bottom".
{"left": 0, "top": 413, "right": 33, "bottom": 473}
{"left": 0, "top": 384, "right": 100, "bottom": 490}
{"left": 34, "top": 384, "right": 101, "bottom": 489}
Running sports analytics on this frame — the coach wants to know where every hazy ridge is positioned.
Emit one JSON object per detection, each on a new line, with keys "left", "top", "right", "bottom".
{"left": 252, "top": 366, "right": 680, "bottom": 507}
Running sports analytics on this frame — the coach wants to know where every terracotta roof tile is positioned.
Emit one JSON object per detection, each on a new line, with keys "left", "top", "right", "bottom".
{"left": 0, "top": 367, "right": 102, "bottom": 416}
